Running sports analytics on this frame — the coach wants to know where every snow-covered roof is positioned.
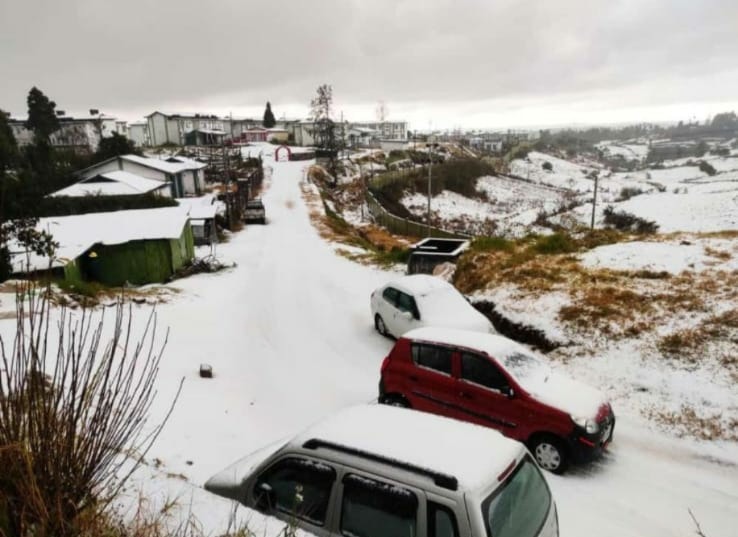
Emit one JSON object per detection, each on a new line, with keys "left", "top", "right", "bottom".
{"left": 165, "top": 155, "right": 208, "bottom": 170}
{"left": 176, "top": 194, "right": 217, "bottom": 219}
{"left": 50, "top": 171, "right": 168, "bottom": 197}
{"left": 291, "top": 405, "right": 522, "bottom": 492}
{"left": 390, "top": 274, "right": 454, "bottom": 295}
{"left": 10, "top": 207, "right": 190, "bottom": 273}
{"left": 121, "top": 154, "right": 205, "bottom": 173}
{"left": 404, "top": 327, "right": 524, "bottom": 357}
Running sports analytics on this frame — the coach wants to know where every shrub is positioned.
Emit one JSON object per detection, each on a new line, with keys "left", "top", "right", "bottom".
{"left": 617, "top": 187, "right": 645, "bottom": 201}
{"left": 471, "top": 236, "right": 514, "bottom": 253}
{"left": 698, "top": 160, "right": 717, "bottom": 176}
{"left": 603, "top": 206, "right": 659, "bottom": 234}
{"left": 0, "top": 282, "right": 178, "bottom": 537}
{"left": 711, "top": 147, "right": 730, "bottom": 157}
{"left": 542, "top": 161, "right": 553, "bottom": 171}
{"left": 531, "top": 233, "right": 576, "bottom": 255}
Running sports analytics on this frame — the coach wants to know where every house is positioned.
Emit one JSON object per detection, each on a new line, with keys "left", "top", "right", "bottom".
{"left": 380, "top": 139, "right": 408, "bottom": 152}
{"left": 351, "top": 121, "right": 408, "bottom": 141}
{"left": 146, "top": 111, "right": 228, "bottom": 146}
{"left": 266, "top": 128, "right": 289, "bottom": 143}
{"left": 49, "top": 170, "right": 171, "bottom": 198}
{"left": 9, "top": 115, "right": 122, "bottom": 153}
{"left": 288, "top": 121, "right": 317, "bottom": 146}
{"left": 76, "top": 154, "right": 207, "bottom": 197}
{"left": 10, "top": 207, "right": 194, "bottom": 286}
{"left": 176, "top": 195, "right": 220, "bottom": 245}
{"left": 184, "top": 128, "right": 226, "bottom": 146}
{"left": 345, "top": 126, "right": 378, "bottom": 148}
{"left": 128, "top": 123, "right": 150, "bottom": 147}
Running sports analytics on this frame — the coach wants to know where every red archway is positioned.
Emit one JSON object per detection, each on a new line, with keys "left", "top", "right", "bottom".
{"left": 275, "top": 145, "right": 292, "bottom": 162}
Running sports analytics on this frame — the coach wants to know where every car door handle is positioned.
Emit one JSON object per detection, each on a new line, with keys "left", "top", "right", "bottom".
{"left": 459, "top": 391, "right": 473, "bottom": 400}
{"left": 408, "top": 375, "right": 418, "bottom": 382}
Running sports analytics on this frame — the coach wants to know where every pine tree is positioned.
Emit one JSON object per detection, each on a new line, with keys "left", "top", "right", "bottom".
{"left": 0, "top": 109, "right": 55, "bottom": 281}
{"left": 25, "top": 87, "right": 60, "bottom": 145}
{"left": 262, "top": 102, "right": 276, "bottom": 128}
{"left": 94, "top": 132, "right": 139, "bottom": 163}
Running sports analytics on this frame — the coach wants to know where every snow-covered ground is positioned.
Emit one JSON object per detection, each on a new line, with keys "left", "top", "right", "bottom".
{"left": 596, "top": 140, "right": 650, "bottom": 162}
{"left": 1, "top": 153, "right": 737, "bottom": 536}
{"left": 401, "top": 175, "right": 568, "bottom": 235}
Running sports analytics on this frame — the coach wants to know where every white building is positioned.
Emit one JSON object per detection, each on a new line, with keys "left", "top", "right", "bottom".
{"left": 8, "top": 115, "right": 124, "bottom": 153}
{"left": 76, "top": 154, "right": 207, "bottom": 197}
{"left": 128, "top": 123, "right": 150, "bottom": 147}
{"left": 351, "top": 121, "right": 408, "bottom": 141}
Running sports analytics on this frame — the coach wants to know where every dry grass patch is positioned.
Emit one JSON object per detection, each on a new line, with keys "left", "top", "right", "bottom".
{"left": 650, "top": 406, "right": 738, "bottom": 441}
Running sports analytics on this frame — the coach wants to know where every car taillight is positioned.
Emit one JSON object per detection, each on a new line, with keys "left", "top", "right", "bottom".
{"left": 380, "top": 356, "right": 390, "bottom": 374}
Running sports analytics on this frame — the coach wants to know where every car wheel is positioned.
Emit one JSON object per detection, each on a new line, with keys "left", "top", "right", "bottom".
{"left": 381, "top": 394, "right": 409, "bottom": 408}
{"left": 531, "top": 435, "right": 569, "bottom": 474}
{"left": 375, "top": 314, "right": 389, "bottom": 337}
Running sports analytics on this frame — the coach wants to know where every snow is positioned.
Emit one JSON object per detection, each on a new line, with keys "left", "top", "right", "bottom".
{"left": 291, "top": 404, "right": 524, "bottom": 492}
{"left": 571, "top": 190, "right": 738, "bottom": 232}
{"left": 50, "top": 170, "right": 167, "bottom": 197}
{"left": 2, "top": 152, "right": 738, "bottom": 536}
{"left": 580, "top": 240, "right": 738, "bottom": 274}
{"left": 177, "top": 195, "right": 218, "bottom": 219}
{"left": 390, "top": 274, "right": 454, "bottom": 295}
{"left": 10, "top": 207, "right": 190, "bottom": 272}
{"left": 596, "top": 141, "right": 649, "bottom": 162}
{"left": 122, "top": 154, "right": 205, "bottom": 173}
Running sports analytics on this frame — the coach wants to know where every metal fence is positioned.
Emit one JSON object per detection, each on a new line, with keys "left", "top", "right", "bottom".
{"left": 365, "top": 191, "right": 470, "bottom": 240}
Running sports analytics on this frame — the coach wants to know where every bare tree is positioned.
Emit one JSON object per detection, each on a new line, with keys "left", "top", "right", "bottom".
{"left": 0, "top": 281, "right": 182, "bottom": 537}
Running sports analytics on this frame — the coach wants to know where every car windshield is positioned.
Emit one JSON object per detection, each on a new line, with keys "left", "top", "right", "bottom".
{"left": 499, "top": 351, "right": 551, "bottom": 387}
{"left": 482, "top": 456, "right": 551, "bottom": 537}
{"left": 416, "top": 287, "right": 470, "bottom": 319}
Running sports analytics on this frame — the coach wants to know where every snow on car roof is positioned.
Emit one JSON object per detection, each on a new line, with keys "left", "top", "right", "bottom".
{"left": 404, "top": 326, "right": 523, "bottom": 357}
{"left": 390, "top": 274, "right": 453, "bottom": 295}
{"left": 291, "top": 404, "right": 523, "bottom": 491}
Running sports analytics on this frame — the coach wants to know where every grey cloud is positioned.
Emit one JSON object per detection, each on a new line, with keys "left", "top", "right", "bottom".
{"left": 1, "top": 0, "right": 737, "bottom": 125}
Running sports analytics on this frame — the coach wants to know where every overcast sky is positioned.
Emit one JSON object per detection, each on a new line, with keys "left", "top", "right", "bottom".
{"left": 2, "top": 0, "right": 737, "bottom": 130}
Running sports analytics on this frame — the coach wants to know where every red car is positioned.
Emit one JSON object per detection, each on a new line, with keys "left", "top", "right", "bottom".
{"left": 379, "top": 327, "right": 615, "bottom": 474}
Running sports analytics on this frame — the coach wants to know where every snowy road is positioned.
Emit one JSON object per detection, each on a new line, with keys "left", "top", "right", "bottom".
{"left": 3, "top": 153, "right": 735, "bottom": 535}
{"left": 147, "top": 155, "right": 738, "bottom": 537}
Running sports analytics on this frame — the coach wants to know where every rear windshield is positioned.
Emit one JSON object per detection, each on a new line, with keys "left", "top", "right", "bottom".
{"left": 482, "top": 456, "right": 551, "bottom": 537}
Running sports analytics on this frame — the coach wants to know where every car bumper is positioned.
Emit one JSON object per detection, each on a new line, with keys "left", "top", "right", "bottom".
{"left": 568, "top": 413, "right": 615, "bottom": 464}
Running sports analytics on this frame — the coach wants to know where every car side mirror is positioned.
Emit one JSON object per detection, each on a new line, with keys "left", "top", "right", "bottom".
{"left": 255, "top": 482, "right": 275, "bottom": 512}
{"left": 501, "top": 386, "right": 515, "bottom": 399}
{"left": 401, "top": 311, "right": 413, "bottom": 321}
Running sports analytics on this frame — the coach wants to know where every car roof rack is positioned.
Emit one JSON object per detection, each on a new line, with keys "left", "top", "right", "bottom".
{"left": 302, "top": 438, "right": 458, "bottom": 491}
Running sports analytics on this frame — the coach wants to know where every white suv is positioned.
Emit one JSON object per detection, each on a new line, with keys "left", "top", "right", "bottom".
{"left": 205, "top": 405, "right": 559, "bottom": 537}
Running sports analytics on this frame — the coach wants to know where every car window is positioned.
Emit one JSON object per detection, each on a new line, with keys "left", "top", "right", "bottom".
{"left": 396, "top": 292, "right": 419, "bottom": 318}
{"left": 382, "top": 287, "right": 399, "bottom": 306}
{"left": 482, "top": 456, "right": 551, "bottom": 537}
{"left": 461, "top": 353, "right": 508, "bottom": 391}
{"left": 254, "top": 457, "right": 336, "bottom": 526}
{"left": 429, "top": 502, "right": 459, "bottom": 537}
{"left": 340, "top": 474, "right": 418, "bottom": 537}
{"left": 411, "top": 344, "right": 453, "bottom": 376}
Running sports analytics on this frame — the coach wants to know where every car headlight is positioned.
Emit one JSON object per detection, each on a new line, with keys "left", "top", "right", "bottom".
{"left": 572, "top": 415, "right": 599, "bottom": 434}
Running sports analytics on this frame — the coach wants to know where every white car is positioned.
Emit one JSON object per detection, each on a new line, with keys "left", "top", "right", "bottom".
{"left": 370, "top": 274, "right": 494, "bottom": 338}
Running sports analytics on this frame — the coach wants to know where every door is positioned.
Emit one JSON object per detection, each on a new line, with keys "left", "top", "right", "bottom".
{"left": 406, "top": 342, "right": 458, "bottom": 418}
{"left": 456, "top": 352, "right": 521, "bottom": 435}
{"left": 252, "top": 456, "right": 337, "bottom": 535}
{"left": 338, "top": 473, "right": 421, "bottom": 537}
{"left": 393, "top": 291, "right": 420, "bottom": 335}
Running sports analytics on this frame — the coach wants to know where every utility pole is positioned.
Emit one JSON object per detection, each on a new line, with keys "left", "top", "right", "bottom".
{"left": 427, "top": 132, "right": 433, "bottom": 237}
{"left": 359, "top": 159, "right": 365, "bottom": 222}
{"left": 590, "top": 172, "right": 599, "bottom": 229}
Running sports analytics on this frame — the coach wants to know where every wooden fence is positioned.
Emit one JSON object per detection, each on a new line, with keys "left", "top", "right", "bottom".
{"left": 365, "top": 191, "right": 470, "bottom": 240}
